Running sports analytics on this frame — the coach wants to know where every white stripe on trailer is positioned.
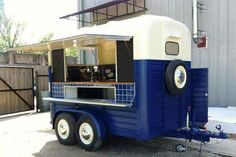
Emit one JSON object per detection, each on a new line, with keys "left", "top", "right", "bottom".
{"left": 43, "top": 97, "right": 130, "bottom": 108}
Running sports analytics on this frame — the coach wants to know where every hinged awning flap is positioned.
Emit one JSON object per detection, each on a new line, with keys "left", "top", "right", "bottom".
{"left": 60, "top": 0, "right": 130, "bottom": 19}
{"left": 80, "top": 34, "right": 132, "bottom": 41}
{"left": 7, "top": 34, "right": 132, "bottom": 52}
{"left": 60, "top": 0, "right": 147, "bottom": 24}
{"left": 8, "top": 18, "right": 136, "bottom": 52}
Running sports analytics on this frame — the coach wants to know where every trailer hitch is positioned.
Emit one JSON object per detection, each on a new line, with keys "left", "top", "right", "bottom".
{"left": 171, "top": 125, "right": 228, "bottom": 152}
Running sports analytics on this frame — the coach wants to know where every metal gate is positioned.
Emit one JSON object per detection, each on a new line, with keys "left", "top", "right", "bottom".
{"left": 0, "top": 66, "right": 34, "bottom": 115}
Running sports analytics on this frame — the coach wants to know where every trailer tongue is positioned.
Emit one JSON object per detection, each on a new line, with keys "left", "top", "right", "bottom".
{"left": 170, "top": 125, "right": 228, "bottom": 152}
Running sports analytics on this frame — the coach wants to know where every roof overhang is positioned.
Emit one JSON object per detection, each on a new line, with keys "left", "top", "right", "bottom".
{"left": 7, "top": 34, "right": 132, "bottom": 52}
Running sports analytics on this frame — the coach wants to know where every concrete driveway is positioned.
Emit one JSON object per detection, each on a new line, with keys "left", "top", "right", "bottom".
{"left": 0, "top": 112, "right": 234, "bottom": 157}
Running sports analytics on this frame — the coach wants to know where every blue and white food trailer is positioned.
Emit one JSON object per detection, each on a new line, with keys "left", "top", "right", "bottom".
{"left": 45, "top": 15, "right": 227, "bottom": 151}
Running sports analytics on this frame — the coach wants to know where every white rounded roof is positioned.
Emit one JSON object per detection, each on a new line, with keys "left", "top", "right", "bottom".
{"left": 78, "top": 15, "right": 188, "bottom": 37}
{"left": 78, "top": 15, "right": 191, "bottom": 61}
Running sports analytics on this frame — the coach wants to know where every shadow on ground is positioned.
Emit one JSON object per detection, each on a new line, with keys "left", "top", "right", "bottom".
{"left": 32, "top": 137, "right": 222, "bottom": 157}
{"left": 37, "top": 129, "right": 55, "bottom": 135}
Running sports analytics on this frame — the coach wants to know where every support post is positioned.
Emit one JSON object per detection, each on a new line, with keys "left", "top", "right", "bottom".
{"left": 8, "top": 51, "right": 15, "bottom": 65}
{"left": 35, "top": 71, "right": 39, "bottom": 112}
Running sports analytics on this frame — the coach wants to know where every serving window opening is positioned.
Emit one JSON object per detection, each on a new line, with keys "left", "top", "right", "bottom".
{"left": 50, "top": 36, "right": 134, "bottom": 104}
{"left": 65, "top": 37, "right": 134, "bottom": 83}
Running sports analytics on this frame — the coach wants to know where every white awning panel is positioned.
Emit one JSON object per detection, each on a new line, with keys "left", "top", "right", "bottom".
{"left": 8, "top": 15, "right": 191, "bottom": 61}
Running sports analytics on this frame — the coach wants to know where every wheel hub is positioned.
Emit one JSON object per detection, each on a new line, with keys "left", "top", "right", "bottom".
{"left": 58, "top": 119, "right": 70, "bottom": 139}
{"left": 59, "top": 124, "right": 67, "bottom": 134}
{"left": 176, "top": 70, "right": 185, "bottom": 84}
{"left": 174, "top": 66, "right": 187, "bottom": 89}
{"left": 79, "top": 123, "right": 94, "bottom": 145}
{"left": 81, "top": 127, "right": 91, "bottom": 140}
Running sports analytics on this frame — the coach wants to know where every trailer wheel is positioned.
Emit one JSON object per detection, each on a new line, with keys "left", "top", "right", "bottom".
{"left": 165, "top": 60, "right": 187, "bottom": 95}
{"left": 175, "top": 143, "right": 186, "bottom": 152}
{"left": 55, "top": 113, "right": 76, "bottom": 145}
{"left": 75, "top": 116, "right": 102, "bottom": 151}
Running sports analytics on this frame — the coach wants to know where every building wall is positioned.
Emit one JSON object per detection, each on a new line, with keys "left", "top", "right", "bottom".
{"left": 79, "top": 0, "right": 236, "bottom": 107}
{"left": 147, "top": 0, "right": 236, "bottom": 107}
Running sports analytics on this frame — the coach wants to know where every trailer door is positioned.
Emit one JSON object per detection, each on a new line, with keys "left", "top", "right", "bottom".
{"left": 191, "top": 68, "right": 208, "bottom": 128}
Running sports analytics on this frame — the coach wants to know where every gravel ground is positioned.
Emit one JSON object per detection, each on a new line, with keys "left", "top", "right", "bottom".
{"left": 0, "top": 112, "right": 231, "bottom": 157}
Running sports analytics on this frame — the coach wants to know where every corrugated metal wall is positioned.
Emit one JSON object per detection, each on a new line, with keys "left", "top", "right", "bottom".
{"left": 79, "top": 0, "right": 236, "bottom": 107}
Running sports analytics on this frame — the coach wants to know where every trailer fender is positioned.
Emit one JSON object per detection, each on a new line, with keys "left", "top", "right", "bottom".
{"left": 53, "top": 109, "right": 106, "bottom": 139}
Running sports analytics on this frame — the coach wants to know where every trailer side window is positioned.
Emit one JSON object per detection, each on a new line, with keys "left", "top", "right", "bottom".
{"left": 165, "top": 41, "right": 179, "bottom": 55}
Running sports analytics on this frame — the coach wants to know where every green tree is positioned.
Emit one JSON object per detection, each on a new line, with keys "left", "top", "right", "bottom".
{"left": 40, "top": 32, "right": 54, "bottom": 43}
{"left": 65, "top": 48, "right": 79, "bottom": 57}
{"left": 0, "top": 12, "right": 25, "bottom": 52}
{"left": 38, "top": 33, "right": 79, "bottom": 57}
{"left": 30, "top": 32, "right": 54, "bottom": 55}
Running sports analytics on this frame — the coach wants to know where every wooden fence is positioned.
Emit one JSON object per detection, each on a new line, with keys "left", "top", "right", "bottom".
{"left": 0, "top": 66, "right": 34, "bottom": 115}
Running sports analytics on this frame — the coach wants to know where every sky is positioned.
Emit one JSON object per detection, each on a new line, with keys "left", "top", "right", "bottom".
{"left": 0, "top": 0, "right": 3, "bottom": 9}
{"left": 3, "top": 0, "right": 78, "bottom": 44}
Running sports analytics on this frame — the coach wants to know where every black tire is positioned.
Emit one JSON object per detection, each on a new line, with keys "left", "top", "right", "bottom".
{"left": 175, "top": 143, "right": 185, "bottom": 152}
{"left": 165, "top": 60, "right": 187, "bottom": 95}
{"left": 55, "top": 113, "right": 76, "bottom": 145}
{"left": 75, "top": 116, "right": 103, "bottom": 151}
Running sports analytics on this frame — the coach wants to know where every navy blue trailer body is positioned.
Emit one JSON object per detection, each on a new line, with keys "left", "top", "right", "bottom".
{"left": 50, "top": 60, "right": 192, "bottom": 141}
